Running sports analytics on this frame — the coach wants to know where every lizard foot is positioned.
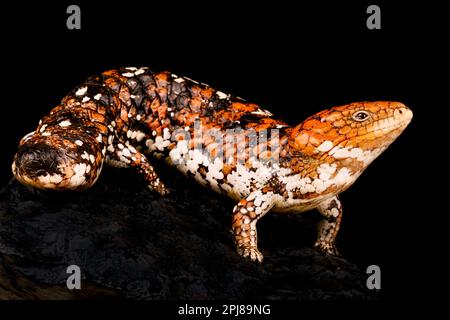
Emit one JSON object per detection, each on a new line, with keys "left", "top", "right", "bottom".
{"left": 147, "top": 184, "right": 171, "bottom": 196}
{"left": 314, "top": 241, "right": 341, "bottom": 256}
{"left": 237, "top": 246, "right": 264, "bottom": 263}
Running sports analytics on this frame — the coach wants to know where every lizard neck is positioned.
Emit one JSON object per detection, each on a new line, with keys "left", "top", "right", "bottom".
{"left": 278, "top": 125, "right": 365, "bottom": 198}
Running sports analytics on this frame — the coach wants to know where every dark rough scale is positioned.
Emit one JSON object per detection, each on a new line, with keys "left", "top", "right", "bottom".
{"left": 0, "top": 169, "right": 378, "bottom": 300}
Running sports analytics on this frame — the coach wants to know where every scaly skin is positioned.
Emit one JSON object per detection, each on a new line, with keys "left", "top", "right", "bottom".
{"left": 11, "top": 67, "right": 413, "bottom": 263}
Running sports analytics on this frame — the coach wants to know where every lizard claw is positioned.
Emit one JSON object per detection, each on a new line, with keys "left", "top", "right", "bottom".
{"left": 147, "top": 184, "right": 171, "bottom": 196}
{"left": 314, "top": 241, "right": 341, "bottom": 256}
{"left": 237, "top": 246, "right": 264, "bottom": 263}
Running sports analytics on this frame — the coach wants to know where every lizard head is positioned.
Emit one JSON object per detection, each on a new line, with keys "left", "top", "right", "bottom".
{"left": 12, "top": 124, "right": 104, "bottom": 191}
{"left": 291, "top": 101, "right": 413, "bottom": 172}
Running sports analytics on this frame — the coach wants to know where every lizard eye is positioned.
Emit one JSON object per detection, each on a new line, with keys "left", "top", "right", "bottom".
{"left": 352, "top": 110, "right": 371, "bottom": 122}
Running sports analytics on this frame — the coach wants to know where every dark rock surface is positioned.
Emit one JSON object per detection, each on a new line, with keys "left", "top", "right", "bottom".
{"left": 0, "top": 167, "right": 378, "bottom": 300}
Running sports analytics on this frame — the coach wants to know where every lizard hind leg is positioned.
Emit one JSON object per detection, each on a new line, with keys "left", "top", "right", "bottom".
{"left": 232, "top": 188, "right": 277, "bottom": 263}
{"left": 314, "top": 195, "right": 343, "bottom": 256}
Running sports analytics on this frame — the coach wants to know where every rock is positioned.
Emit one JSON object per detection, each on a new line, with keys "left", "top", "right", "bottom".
{"left": 0, "top": 166, "right": 378, "bottom": 300}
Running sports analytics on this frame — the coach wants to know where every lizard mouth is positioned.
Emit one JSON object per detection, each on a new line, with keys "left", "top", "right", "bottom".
{"left": 327, "top": 107, "right": 413, "bottom": 163}
{"left": 360, "top": 107, "right": 413, "bottom": 140}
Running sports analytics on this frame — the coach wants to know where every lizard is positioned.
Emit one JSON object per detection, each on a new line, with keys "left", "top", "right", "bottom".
{"left": 11, "top": 67, "right": 413, "bottom": 262}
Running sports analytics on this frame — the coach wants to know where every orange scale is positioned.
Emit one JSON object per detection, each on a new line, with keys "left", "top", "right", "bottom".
{"left": 333, "top": 119, "right": 347, "bottom": 128}
{"left": 200, "top": 87, "right": 214, "bottom": 99}
{"left": 157, "top": 104, "right": 168, "bottom": 118}
{"left": 189, "top": 98, "right": 202, "bottom": 112}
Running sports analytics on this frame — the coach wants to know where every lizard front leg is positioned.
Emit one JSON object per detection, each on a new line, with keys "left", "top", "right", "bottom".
{"left": 232, "top": 188, "right": 276, "bottom": 263}
{"left": 314, "top": 196, "right": 342, "bottom": 255}
{"left": 106, "top": 142, "right": 169, "bottom": 195}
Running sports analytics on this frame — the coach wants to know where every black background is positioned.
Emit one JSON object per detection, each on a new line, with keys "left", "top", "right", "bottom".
{"left": 0, "top": 0, "right": 445, "bottom": 305}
